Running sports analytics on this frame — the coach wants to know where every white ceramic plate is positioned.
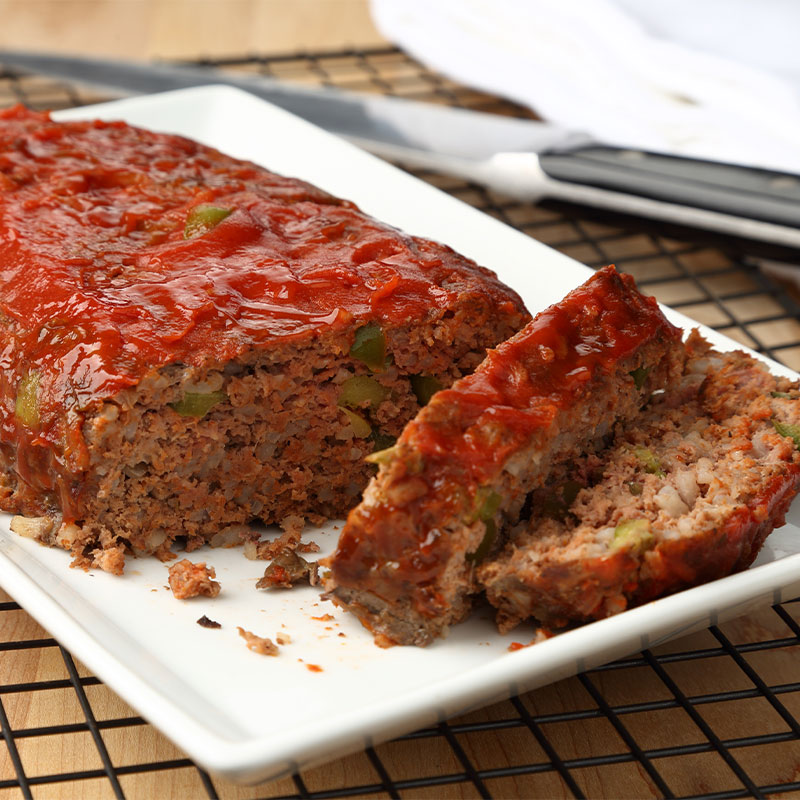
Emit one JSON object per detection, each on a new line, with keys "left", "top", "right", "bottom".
{"left": 0, "top": 86, "right": 798, "bottom": 783}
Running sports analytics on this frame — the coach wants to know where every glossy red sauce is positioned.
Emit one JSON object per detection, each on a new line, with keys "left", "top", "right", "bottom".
{"left": 0, "top": 106, "right": 522, "bottom": 513}
{"left": 408, "top": 268, "right": 679, "bottom": 482}
{"left": 330, "top": 267, "right": 682, "bottom": 618}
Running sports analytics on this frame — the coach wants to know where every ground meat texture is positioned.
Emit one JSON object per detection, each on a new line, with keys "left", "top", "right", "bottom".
{"left": 256, "top": 549, "right": 318, "bottom": 589}
{"left": 243, "top": 528, "right": 320, "bottom": 561}
{"left": 168, "top": 559, "right": 221, "bottom": 599}
{"left": 480, "top": 331, "right": 800, "bottom": 631}
{"left": 0, "top": 107, "right": 528, "bottom": 573}
{"left": 323, "top": 267, "right": 686, "bottom": 646}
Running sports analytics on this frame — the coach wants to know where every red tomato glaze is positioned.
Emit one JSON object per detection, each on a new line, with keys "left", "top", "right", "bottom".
{"left": 330, "top": 267, "right": 682, "bottom": 613}
{"left": 0, "top": 106, "right": 523, "bottom": 514}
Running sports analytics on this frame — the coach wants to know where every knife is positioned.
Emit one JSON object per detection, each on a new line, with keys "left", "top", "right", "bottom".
{"left": 3, "top": 49, "right": 800, "bottom": 248}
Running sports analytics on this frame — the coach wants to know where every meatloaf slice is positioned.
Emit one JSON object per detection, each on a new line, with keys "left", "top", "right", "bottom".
{"left": 0, "top": 106, "right": 527, "bottom": 573}
{"left": 480, "top": 331, "right": 800, "bottom": 631}
{"left": 323, "top": 266, "right": 685, "bottom": 646}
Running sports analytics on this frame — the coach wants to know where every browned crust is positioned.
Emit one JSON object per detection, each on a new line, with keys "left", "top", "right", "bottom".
{"left": 485, "top": 468, "right": 800, "bottom": 633}
{"left": 481, "top": 337, "right": 800, "bottom": 632}
{"left": 323, "top": 586, "right": 468, "bottom": 648}
{"left": 0, "top": 110, "right": 530, "bottom": 573}
{"left": 324, "top": 268, "right": 686, "bottom": 645}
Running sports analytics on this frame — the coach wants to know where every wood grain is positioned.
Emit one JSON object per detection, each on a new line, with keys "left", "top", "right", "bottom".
{"left": 3, "top": 587, "right": 800, "bottom": 798}
{"left": 0, "top": 0, "right": 388, "bottom": 59}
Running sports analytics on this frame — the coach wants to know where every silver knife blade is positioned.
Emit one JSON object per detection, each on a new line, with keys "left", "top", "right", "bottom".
{"left": 3, "top": 50, "right": 800, "bottom": 249}
{"left": 0, "top": 50, "right": 582, "bottom": 164}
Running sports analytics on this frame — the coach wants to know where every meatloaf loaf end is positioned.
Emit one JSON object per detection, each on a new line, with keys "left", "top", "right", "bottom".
{"left": 0, "top": 106, "right": 528, "bottom": 574}
{"left": 479, "top": 331, "right": 800, "bottom": 631}
{"left": 322, "top": 266, "right": 686, "bottom": 646}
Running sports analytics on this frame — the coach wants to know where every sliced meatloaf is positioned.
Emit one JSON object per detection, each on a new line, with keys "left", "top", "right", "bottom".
{"left": 323, "top": 266, "right": 685, "bottom": 646}
{"left": 0, "top": 106, "right": 528, "bottom": 574}
{"left": 479, "top": 332, "right": 800, "bottom": 631}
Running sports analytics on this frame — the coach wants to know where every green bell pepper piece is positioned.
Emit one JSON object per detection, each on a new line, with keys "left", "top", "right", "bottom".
{"left": 772, "top": 419, "right": 800, "bottom": 449}
{"left": 629, "top": 366, "right": 651, "bottom": 390}
{"left": 612, "top": 518, "right": 653, "bottom": 552}
{"left": 341, "top": 407, "right": 371, "bottom": 438}
{"left": 184, "top": 205, "right": 232, "bottom": 239}
{"left": 15, "top": 371, "right": 40, "bottom": 428}
{"left": 410, "top": 374, "right": 443, "bottom": 406}
{"left": 466, "top": 489, "right": 502, "bottom": 562}
{"left": 633, "top": 447, "right": 665, "bottom": 478}
{"left": 338, "top": 375, "right": 388, "bottom": 409}
{"left": 170, "top": 391, "right": 226, "bottom": 418}
{"left": 350, "top": 323, "right": 386, "bottom": 372}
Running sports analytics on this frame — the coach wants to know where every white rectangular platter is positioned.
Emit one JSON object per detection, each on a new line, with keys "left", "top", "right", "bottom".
{"left": 0, "top": 85, "right": 798, "bottom": 783}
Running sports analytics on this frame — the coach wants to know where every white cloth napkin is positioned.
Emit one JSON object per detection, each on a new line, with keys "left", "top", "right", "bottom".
{"left": 371, "top": 0, "right": 800, "bottom": 174}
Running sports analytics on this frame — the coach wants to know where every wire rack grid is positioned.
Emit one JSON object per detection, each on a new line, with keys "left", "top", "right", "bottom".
{"left": 0, "top": 46, "right": 800, "bottom": 800}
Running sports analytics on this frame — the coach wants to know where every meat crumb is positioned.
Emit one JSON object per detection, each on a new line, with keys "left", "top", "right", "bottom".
{"left": 243, "top": 527, "right": 320, "bottom": 561}
{"left": 237, "top": 627, "right": 279, "bottom": 656}
{"left": 311, "top": 614, "right": 335, "bottom": 622}
{"left": 167, "top": 559, "right": 221, "bottom": 599}
{"left": 88, "top": 544, "right": 126, "bottom": 576}
{"left": 306, "top": 663, "right": 323, "bottom": 673}
{"left": 256, "top": 550, "right": 319, "bottom": 589}
{"left": 276, "top": 632, "right": 292, "bottom": 645}
{"left": 197, "top": 615, "right": 221, "bottom": 629}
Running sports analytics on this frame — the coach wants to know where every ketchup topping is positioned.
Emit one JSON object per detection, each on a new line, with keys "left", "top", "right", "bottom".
{"left": 0, "top": 106, "right": 524, "bottom": 512}
{"left": 405, "top": 267, "right": 680, "bottom": 482}
{"left": 329, "top": 267, "right": 682, "bottom": 614}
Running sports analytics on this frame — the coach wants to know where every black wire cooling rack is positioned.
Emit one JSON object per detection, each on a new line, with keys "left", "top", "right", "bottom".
{"left": 1, "top": 46, "right": 800, "bottom": 800}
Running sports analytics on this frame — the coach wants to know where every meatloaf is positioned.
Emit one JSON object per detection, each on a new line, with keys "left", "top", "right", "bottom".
{"left": 0, "top": 105, "right": 528, "bottom": 574}
{"left": 480, "top": 331, "right": 800, "bottom": 631}
{"left": 323, "top": 266, "right": 686, "bottom": 646}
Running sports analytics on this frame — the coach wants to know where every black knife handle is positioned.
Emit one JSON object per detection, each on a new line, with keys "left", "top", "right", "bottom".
{"left": 538, "top": 146, "right": 800, "bottom": 228}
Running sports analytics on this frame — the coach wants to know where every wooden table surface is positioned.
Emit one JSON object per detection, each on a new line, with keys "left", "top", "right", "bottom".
{"left": 1, "top": 3, "right": 800, "bottom": 798}
{"left": 0, "top": 0, "right": 388, "bottom": 60}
